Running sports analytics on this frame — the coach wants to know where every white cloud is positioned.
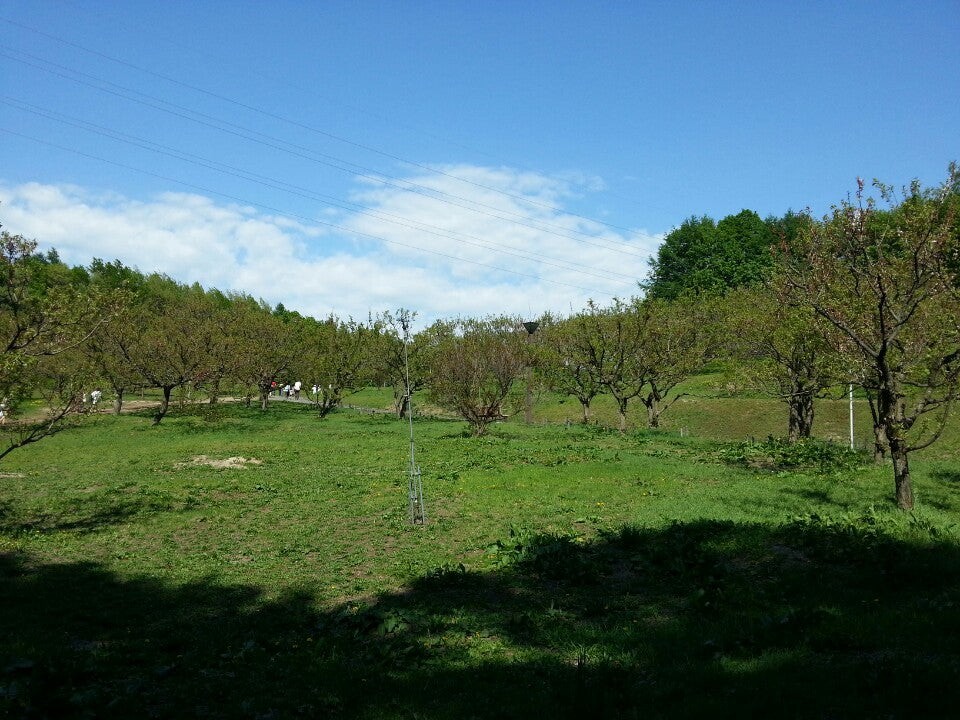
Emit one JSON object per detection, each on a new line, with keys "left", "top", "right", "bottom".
{"left": 344, "top": 165, "right": 660, "bottom": 309}
{"left": 1, "top": 166, "right": 662, "bottom": 325}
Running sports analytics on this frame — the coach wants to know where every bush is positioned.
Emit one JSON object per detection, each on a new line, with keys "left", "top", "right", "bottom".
{"left": 720, "top": 437, "right": 867, "bottom": 472}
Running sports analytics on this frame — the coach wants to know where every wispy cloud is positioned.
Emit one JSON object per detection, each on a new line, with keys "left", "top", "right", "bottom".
{"left": 1, "top": 166, "right": 661, "bottom": 324}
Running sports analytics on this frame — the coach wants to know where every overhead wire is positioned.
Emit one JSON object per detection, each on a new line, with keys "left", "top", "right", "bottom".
{"left": 0, "top": 45, "right": 652, "bottom": 267}
{"left": 0, "top": 126, "right": 618, "bottom": 297}
{"left": 1, "top": 95, "right": 640, "bottom": 286}
{"left": 0, "top": 13, "right": 662, "bottom": 300}
{"left": 0, "top": 13, "right": 647, "bottom": 246}
{"left": 0, "top": 15, "right": 653, "bottom": 256}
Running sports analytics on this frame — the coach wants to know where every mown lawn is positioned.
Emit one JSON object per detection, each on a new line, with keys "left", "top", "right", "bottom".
{"left": 1, "top": 397, "right": 959, "bottom": 718}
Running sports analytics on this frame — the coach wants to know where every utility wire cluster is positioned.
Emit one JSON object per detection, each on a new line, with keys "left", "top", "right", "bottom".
{"left": 0, "top": 14, "right": 653, "bottom": 297}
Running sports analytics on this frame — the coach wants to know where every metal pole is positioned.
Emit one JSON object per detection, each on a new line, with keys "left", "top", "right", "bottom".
{"left": 849, "top": 383, "right": 855, "bottom": 450}
{"left": 401, "top": 315, "right": 425, "bottom": 524}
{"left": 524, "top": 364, "right": 534, "bottom": 424}
{"left": 523, "top": 320, "right": 539, "bottom": 424}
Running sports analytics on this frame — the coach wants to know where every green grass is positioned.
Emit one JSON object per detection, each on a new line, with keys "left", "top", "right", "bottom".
{"left": 1, "top": 396, "right": 960, "bottom": 718}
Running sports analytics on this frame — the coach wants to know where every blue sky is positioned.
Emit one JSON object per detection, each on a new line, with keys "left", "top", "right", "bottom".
{"left": 1, "top": 1, "right": 957, "bottom": 324}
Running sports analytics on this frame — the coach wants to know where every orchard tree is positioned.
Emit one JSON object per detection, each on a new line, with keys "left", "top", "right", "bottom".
{"left": 634, "top": 296, "right": 716, "bottom": 428}
{"left": 426, "top": 317, "right": 527, "bottom": 436}
{"left": 536, "top": 313, "right": 605, "bottom": 424}
{"left": 777, "top": 167, "right": 960, "bottom": 509}
{"left": 131, "top": 278, "right": 217, "bottom": 425}
{"left": 368, "top": 309, "right": 428, "bottom": 419}
{"left": 297, "top": 315, "right": 373, "bottom": 418}
{"left": 568, "top": 299, "right": 646, "bottom": 432}
{"left": 562, "top": 297, "right": 709, "bottom": 432}
{"left": 228, "top": 297, "right": 298, "bottom": 410}
{"left": 0, "top": 228, "right": 121, "bottom": 459}
{"left": 84, "top": 259, "right": 148, "bottom": 414}
{"left": 199, "top": 289, "right": 240, "bottom": 405}
{"left": 723, "top": 286, "right": 838, "bottom": 442}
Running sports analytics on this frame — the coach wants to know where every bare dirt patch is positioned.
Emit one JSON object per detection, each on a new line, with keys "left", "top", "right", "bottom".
{"left": 175, "top": 456, "right": 263, "bottom": 470}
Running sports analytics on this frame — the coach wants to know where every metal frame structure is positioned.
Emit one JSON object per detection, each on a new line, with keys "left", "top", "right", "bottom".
{"left": 401, "top": 314, "right": 425, "bottom": 525}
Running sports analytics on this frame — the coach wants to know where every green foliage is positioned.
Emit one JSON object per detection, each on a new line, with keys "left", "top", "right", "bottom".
{"left": 775, "top": 164, "right": 960, "bottom": 509}
{"left": 647, "top": 210, "right": 783, "bottom": 299}
{"left": 720, "top": 436, "right": 868, "bottom": 472}
{"left": 426, "top": 316, "right": 527, "bottom": 435}
{"left": 646, "top": 215, "right": 717, "bottom": 299}
{"left": 2, "top": 403, "right": 960, "bottom": 718}
{"left": 1, "top": 228, "right": 129, "bottom": 456}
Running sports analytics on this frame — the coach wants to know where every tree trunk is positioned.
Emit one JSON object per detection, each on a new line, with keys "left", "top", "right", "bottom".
{"left": 208, "top": 376, "right": 220, "bottom": 405}
{"left": 645, "top": 399, "right": 661, "bottom": 429}
{"left": 787, "top": 392, "right": 815, "bottom": 443}
{"left": 317, "top": 393, "right": 338, "bottom": 418}
{"left": 396, "top": 392, "right": 410, "bottom": 420}
{"left": 153, "top": 385, "right": 173, "bottom": 425}
{"left": 872, "top": 423, "right": 889, "bottom": 463}
{"left": 889, "top": 434, "right": 914, "bottom": 510}
{"left": 113, "top": 387, "right": 124, "bottom": 415}
{"left": 865, "top": 389, "right": 889, "bottom": 462}
{"left": 580, "top": 400, "right": 590, "bottom": 424}
{"left": 615, "top": 397, "right": 628, "bottom": 433}
{"left": 876, "top": 370, "right": 912, "bottom": 509}
{"left": 260, "top": 390, "right": 269, "bottom": 411}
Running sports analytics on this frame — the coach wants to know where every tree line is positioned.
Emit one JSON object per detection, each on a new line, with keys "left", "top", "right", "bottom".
{"left": 2, "top": 165, "right": 958, "bottom": 509}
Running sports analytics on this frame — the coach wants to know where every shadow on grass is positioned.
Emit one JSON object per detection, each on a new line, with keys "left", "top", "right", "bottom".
{"left": 931, "top": 469, "right": 960, "bottom": 484}
{"left": 122, "top": 398, "right": 316, "bottom": 426}
{"left": 0, "top": 496, "right": 154, "bottom": 536}
{"left": 3, "top": 518, "right": 960, "bottom": 718}
{"left": 782, "top": 487, "right": 834, "bottom": 504}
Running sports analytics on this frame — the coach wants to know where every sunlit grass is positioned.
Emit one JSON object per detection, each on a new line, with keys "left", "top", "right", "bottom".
{"left": 1, "top": 394, "right": 959, "bottom": 717}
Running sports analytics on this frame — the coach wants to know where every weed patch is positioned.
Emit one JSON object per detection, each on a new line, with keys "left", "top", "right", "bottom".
{"left": 720, "top": 436, "right": 868, "bottom": 472}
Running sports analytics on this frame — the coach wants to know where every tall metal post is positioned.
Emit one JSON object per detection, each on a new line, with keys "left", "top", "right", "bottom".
{"left": 849, "top": 383, "right": 855, "bottom": 450}
{"left": 523, "top": 320, "right": 539, "bottom": 424}
{"left": 401, "top": 315, "right": 425, "bottom": 525}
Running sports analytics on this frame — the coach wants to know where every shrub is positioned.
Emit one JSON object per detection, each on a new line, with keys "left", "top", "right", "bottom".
{"left": 720, "top": 437, "right": 867, "bottom": 472}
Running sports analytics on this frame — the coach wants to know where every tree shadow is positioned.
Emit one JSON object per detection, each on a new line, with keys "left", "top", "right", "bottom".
{"left": 931, "top": 469, "right": 960, "bottom": 484}
{"left": 782, "top": 487, "right": 834, "bottom": 504}
{"left": 3, "top": 518, "right": 960, "bottom": 718}
{"left": 0, "top": 496, "right": 154, "bottom": 536}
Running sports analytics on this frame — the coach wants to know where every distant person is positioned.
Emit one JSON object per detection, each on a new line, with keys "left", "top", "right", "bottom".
{"left": 293, "top": 380, "right": 302, "bottom": 400}
{"left": 0, "top": 398, "right": 7, "bottom": 425}
{"left": 282, "top": 383, "right": 291, "bottom": 399}
{"left": 90, "top": 389, "right": 102, "bottom": 406}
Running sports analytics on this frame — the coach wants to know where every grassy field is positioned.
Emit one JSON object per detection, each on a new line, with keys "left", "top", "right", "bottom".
{"left": 2, "top": 392, "right": 960, "bottom": 718}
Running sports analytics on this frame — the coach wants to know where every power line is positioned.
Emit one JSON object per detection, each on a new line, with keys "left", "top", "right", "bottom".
{"left": 0, "top": 13, "right": 648, "bottom": 245}
{"left": 1, "top": 96, "right": 641, "bottom": 286}
{"left": 1, "top": 126, "right": 623, "bottom": 297}
{"left": 1, "top": 45, "right": 653, "bottom": 265}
